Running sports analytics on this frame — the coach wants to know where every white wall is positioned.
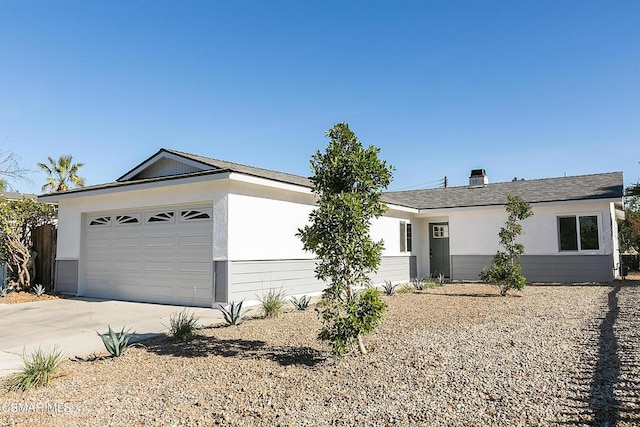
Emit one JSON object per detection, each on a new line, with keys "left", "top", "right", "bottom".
{"left": 441, "top": 200, "right": 615, "bottom": 256}
{"left": 55, "top": 180, "right": 229, "bottom": 259}
{"left": 227, "top": 181, "right": 415, "bottom": 261}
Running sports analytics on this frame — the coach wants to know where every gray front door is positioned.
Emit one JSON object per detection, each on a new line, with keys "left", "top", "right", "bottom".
{"left": 429, "top": 222, "right": 450, "bottom": 277}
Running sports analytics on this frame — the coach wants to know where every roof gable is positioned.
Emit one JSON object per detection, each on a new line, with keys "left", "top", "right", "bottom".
{"left": 117, "top": 149, "right": 215, "bottom": 182}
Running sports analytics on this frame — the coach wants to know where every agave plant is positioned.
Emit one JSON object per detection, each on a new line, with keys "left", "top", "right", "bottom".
{"left": 218, "top": 300, "right": 244, "bottom": 326}
{"left": 382, "top": 280, "right": 397, "bottom": 296}
{"left": 97, "top": 326, "right": 135, "bottom": 357}
{"left": 0, "top": 283, "right": 8, "bottom": 298}
{"left": 32, "top": 284, "right": 46, "bottom": 297}
{"left": 291, "top": 295, "right": 311, "bottom": 310}
{"left": 411, "top": 278, "right": 425, "bottom": 291}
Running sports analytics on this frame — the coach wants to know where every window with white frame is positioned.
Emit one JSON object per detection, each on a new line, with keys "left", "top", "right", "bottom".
{"left": 400, "top": 222, "right": 412, "bottom": 252}
{"left": 432, "top": 225, "right": 448, "bottom": 238}
{"left": 558, "top": 215, "right": 600, "bottom": 251}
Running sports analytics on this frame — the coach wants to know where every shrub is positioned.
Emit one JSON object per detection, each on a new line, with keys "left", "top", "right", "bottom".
{"left": 168, "top": 309, "right": 199, "bottom": 341}
{"left": 259, "top": 288, "right": 287, "bottom": 318}
{"left": 31, "top": 284, "right": 46, "bottom": 297}
{"left": 218, "top": 300, "right": 244, "bottom": 326}
{"left": 0, "top": 283, "right": 8, "bottom": 297}
{"left": 7, "top": 348, "right": 64, "bottom": 391}
{"left": 317, "top": 287, "right": 387, "bottom": 356}
{"left": 382, "top": 280, "right": 397, "bottom": 296}
{"left": 291, "top": 295, "right": 311, "bottom": 310}
{"left": 97, "top": 326, "right": 136, "bottom": 357}
{"left": 397, "top": 283, "right": 414, "bottom": 294}
{"left": 480, "top": 194, "right": 533, "bottom": 296}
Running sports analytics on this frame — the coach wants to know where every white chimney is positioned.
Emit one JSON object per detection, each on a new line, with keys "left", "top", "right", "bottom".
{"left": 469, "top": 169, "right": 488, "bottom": 187}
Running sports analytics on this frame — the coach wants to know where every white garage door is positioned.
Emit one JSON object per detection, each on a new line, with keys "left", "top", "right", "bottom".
{"left": 82, "top": 205, "right": 213, "bottom": 307}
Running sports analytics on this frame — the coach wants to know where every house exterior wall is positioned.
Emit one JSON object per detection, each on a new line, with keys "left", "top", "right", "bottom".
{"left": 418, "top": 199, "right": 618, "bottom": 283}
{"left": 222, "top": 180, "right": 416, "bottom": 302}
{"left": 53, "top": 177, "right": 416, "bottom": 303}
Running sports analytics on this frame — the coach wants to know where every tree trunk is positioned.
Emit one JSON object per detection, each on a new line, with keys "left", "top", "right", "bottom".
{"left": 357, "top": 334, "right": 368, "bottom": 354}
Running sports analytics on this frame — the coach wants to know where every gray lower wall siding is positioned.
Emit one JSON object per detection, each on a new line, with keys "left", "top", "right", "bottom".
{"left": 55, "top": 259, "right": 78, "bottom": 294}
{"left": 226, "top": 256, "right": 415, "bottom": 303}
{"left": 213, "top": 261, "right": 228, "bottom": 303}
{"left": 451, "top": 254, "right": 614, "bottom": 283}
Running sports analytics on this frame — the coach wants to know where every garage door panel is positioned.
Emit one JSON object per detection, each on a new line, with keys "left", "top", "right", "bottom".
{"left": 113, "top": 237, "right": 142, "bottom": 248}
{"left": 145, "top": 236, "right": 176, "bottom": 247}
{"left": 179, "top": 234, "right": 212, "bottom": 246}
{"left": 113, "top": 261, "right": 142, "bottom": 272}
{"left": 82, "top": 205, "right": 213, "bottom": 307}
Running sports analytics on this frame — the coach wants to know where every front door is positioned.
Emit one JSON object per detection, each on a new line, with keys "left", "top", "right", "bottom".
{"left": 429, "top": 222, "right": 450, "bottom": 277}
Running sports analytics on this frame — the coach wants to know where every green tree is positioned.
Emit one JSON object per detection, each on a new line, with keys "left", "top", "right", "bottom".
{"left": 480, "top": 194, "right": 533, "bottom": 296}
{"left": 37, "top": 155, "right": 86, "bottom": 193}
{"left": 0, "top": 196, "right": 55, "bottom": 289}
{"left": 297, "top": 123, "right": 394, "bottom": 355}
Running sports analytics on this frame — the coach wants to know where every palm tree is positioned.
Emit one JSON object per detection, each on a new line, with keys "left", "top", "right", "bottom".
{"left": 38, "top": 155, "right": 86, "bottom": 193}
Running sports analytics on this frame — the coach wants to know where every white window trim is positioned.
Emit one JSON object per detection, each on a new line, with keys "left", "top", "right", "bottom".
{"left": 400, "top": 221, "right": 412, "bottom": 253}
{"left": 557, "top": 212, "right": 603, "bottom": 254}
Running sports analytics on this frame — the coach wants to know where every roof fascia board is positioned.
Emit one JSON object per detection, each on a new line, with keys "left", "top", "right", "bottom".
{"left": 117, "top": 149, "right": 214, "bottom": 182}
{"left": 385, "top": 203, "right": 419, "bottom": 214}
{"left": 228, "top": 172, "right": 312, "bottom": 195}
{"left": 39, "top": 171, "right": 231, "bottom": 202}
{"left": 416, "top": 197, "right": 621, "bottom": 216}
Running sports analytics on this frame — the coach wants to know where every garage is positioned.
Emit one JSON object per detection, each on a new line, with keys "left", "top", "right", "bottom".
{"left": 82, "top": 205, "right": 213, "bottom": 307}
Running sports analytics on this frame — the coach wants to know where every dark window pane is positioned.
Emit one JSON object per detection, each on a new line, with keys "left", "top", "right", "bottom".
{"left": 579, "top": 216, "right": 599, "bottom": 250}
{"left": 559, "top": 217, "right": 578, "bottom": 251}
{"left": 407, "top": 224, "right": 412, "bottom": 252}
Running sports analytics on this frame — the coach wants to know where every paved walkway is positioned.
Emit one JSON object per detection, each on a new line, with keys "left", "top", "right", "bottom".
{"left": 0, "top": 297, "right": 224, "bottom": 376}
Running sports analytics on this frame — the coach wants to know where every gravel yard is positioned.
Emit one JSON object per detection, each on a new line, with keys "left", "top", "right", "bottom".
{"left": 1, "top": 283, "right": 639, "bottom": 426}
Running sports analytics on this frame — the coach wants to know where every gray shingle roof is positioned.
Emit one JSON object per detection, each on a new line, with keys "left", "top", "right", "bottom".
{"left": 383, "top": 172, "right": 624, "bottom": 209}
{"left": 38, "top": 147, "right": 623, "bottom": 210}
{"left": 163, "top": 149, "right": 312, "bottom": 188}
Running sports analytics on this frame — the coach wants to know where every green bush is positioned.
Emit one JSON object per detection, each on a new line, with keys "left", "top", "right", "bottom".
{"left": 97, "top": 326, "right": 136, "bottom": 357}
{"left": 7, "top": 348, "right": 64, "bottom": 391}
{"left": 396, "top": 283, "right": 414, "bottom": 294}
{"left": 317, "top": 287, "right": 387, "bottom": 356}
{"left": 168, "top": 309, "right": 199, "bottom": 341}
{"left": 259, "top": 288, "right": 287, "bottom": 318}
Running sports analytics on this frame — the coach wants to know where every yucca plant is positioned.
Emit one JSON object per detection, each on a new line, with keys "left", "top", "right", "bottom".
{"left": 168, "top": 309, "right": 199, "bottom": 341}
{"left": 7, "top": 348, "right": 64, "bottom": 391}
{"left": 259, "top": 288, "right": 287, "bottom": 318}
{"left": 97, "top": 326, "right": 135, "bottom": 357}
{"left": 437, "top": 273, "right": 445, "bottom": 285}
{"left": 291, "top": 295, "right": 311, "bottom": 310}
{"left": 218, "top": 300, "right": 244, "bottom": 326}
{"left": 382, "top": 280, "right": 397, "bottom": 296}
{"left": 31, "top": 284, "right": 46, "bottom": 297}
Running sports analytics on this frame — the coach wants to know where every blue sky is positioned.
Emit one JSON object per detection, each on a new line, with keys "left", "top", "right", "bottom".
{"left": 2, "top": 0, "right": 639, "bottom": 194}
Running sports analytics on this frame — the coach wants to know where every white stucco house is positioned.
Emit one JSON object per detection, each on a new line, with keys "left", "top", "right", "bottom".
{"left": 39, "top": 149, "right": 624, "bottom": 307}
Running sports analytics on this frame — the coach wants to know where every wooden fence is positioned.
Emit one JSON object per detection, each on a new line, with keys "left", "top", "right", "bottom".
{"left": 32, "top": 224, "right": 57, "bottom": 290}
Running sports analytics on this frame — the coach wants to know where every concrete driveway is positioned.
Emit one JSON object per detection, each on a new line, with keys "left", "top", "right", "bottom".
{"left": 0, "top": 297, "right": 224, "bottom": 377}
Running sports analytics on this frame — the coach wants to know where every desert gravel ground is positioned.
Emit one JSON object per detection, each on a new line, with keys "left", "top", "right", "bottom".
{"left": 1, "top": 282, "right": 639, "bottom": 426}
